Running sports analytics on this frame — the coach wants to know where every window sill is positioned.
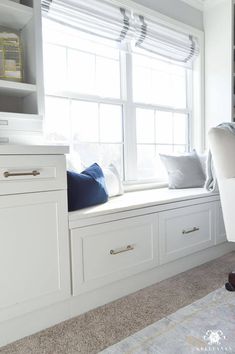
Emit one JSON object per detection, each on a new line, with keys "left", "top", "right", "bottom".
{"left": 123, "top": 181, "right": 168, "bottom": 193}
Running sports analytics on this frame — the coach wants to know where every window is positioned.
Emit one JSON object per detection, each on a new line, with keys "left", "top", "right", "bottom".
{"left": 42, "top": 1, "right": 200, "bottom": 185}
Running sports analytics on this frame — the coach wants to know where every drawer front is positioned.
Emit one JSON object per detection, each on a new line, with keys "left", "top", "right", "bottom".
{"left": 71, "top": 214, "right": 158, "bottom": 295}
{"left": 0, "top": 117, "right": 42, "bottom": 132}
{"left": 159, "top": 203, "right": 215, "bottom": 264}
{"left": 0, "top": 130, "right": 42, "bottom": 145}
{"left": 0, "top": 155, "right": 67, "bottom": 194}
{"left": 215, "top": 202, "right": 227, "bottom": 244}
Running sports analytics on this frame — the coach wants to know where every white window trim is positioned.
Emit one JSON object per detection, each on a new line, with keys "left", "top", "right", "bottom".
{"left": 108, "top": 0, "right": 205, "bottom": 154}
{"left": 43, "top": 0, "right": 205, "bottom": 189}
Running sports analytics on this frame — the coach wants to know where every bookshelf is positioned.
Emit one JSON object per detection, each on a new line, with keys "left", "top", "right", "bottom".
{"left": 0, "top": 0, "right": 44, "bottom": 144}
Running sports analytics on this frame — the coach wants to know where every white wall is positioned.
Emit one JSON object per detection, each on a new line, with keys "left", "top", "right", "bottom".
{"left": 133, "top": 0, "right": 204, "bottom": 30}
{"left": 204, "top": 0, "right": 233, "bottom": 146}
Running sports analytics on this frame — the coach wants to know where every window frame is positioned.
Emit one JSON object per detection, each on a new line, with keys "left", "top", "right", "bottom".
{"left": 42, "top": 0, "right": 204, "bottom": 189}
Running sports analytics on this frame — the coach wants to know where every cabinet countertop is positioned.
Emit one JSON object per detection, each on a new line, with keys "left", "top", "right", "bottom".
{"left": 0, "top": 145, "right": 69, "bottom": 155}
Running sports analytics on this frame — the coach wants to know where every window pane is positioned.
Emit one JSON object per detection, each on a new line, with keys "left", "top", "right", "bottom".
{"left": 136, "top": 108, "right": 155, "bottom": 143}
{"left": 71, "top": 100, "right": 99, "bottom": 142}
{"left": 133, "top": 64, "right": 151, "bottom": 103}
{"left": 173, "top": 113, "right": 188, "bottom": 145}
{"left": 99, "top": 143, "right": 123, "bottom": 177}
{"left": 172, "top": 74, "right": 187, "bottom": 108}
{"left": 173, "top": 145, "right": 187, "bottom": 153}
{"left": 68, "top": 49, "right": 95, "bottom": 95}
{"left": 43, "top": 44, "right": 67, "bottom": 93}
{"left": 100, "top": 104, "right": 122, "bottom": 143}
{"left": 72, "top": 142, "right": 100, "bottom": 167}
{"left": 133, "top": 54, "right": 187, "bottom": 109}
{"left": 137, "top": 145, "right": 157, "bottom": 180}
{"left": 44, "top": 97, "right": 70, "bottom": 142}
{"left": 96, "top": 57, "right": 120, "bottom": 98}
{"left": 156, "top": 111, "right": 173, "bottom": 144}
{"left": 151, "top": 70, "right": 171, "bottom": 106}
{"left": 156, "top": 144, "right": 173, "bottom": 180}
{"left": 72, "top": 142, "right": 123, "bottom": 177}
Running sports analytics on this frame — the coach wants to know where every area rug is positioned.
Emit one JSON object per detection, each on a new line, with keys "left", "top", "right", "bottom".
{"left": 100, "top": 287, "right": 235, "bottom": 354}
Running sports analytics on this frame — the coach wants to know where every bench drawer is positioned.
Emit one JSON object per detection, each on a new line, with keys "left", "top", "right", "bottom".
{"left": 159, "top": 203, "right": 215, "bottom": 264}
{"left": 0, "top": 155, "right": 67, "bottom": 195}
{"left": 71, "top": 214, "right": 158, "bottom": 295}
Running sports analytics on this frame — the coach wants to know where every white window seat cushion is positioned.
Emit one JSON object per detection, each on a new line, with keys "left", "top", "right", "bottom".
{"left": 68, "top": 188, "right": 217, "bottom": 224}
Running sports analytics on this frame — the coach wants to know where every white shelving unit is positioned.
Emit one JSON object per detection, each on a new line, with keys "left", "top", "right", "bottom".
{"left": 0, "top": 0, "right": 44, "bottom": 144}
{"left": 0, "top": 80, "right": 36, "bottom": 97}
{"left": 0, "top": 0, "right": 33, "bottom": 30}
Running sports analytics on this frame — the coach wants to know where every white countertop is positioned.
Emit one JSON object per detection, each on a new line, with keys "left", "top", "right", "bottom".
{"left": 0, "top": 144, "right": 69, "bottom": 155}
{"left": 69, "top": 187, "right": 219, "bottom": 221}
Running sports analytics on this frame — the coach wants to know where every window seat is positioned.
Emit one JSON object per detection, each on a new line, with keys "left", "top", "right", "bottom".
{"left": 69, "top": 187, "right": 227, "bottom": 298}
{"left": 69, "top": 187, "right": 219, "bottom": 226}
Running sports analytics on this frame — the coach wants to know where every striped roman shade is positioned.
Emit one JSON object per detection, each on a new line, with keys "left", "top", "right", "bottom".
{"left": 41, "top": 0, "right": 199, "bottom": 66}
{"left": 41, "top": 0, "right": 133, "bottom": 44}
{"left": 134, "top": 14, "right": 199, "bottom": 66}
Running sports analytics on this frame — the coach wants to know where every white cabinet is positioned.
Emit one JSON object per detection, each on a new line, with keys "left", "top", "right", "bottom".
{"left": 0, "top": 191, "right": 70, "bottom": 322}
{"left": 70, "top": 194, "right": 227, "bottom": 295}
{"left": 159, "top": 203, "right": 215, "bottom": 264}
{"left": 0, "top": 146, "right": 70, "bottom": 322}
{"left": 71, "top": 214, "right": 158, "bottom": 295}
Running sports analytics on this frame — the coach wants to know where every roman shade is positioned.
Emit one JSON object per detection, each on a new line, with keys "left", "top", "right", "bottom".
{"left": 41, "top": 0, "right": 199, "bottom": 66}
{"left": 41, "top": 0, "right": 133, "bottom": 43}
{"left": 134, "top": 15, "right": 199, "bottom": 66}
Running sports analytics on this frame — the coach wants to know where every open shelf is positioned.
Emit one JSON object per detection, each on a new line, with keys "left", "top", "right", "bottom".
{"left": 0, "top": 0, "right": 33, "bottom": 30}
{"left": 0, "top": 80, "right": 36, "bottom": 97}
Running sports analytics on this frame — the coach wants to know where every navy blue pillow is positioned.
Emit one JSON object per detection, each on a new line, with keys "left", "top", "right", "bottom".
{"left": 67, "top": 163, "right": 108, "bottom": 211}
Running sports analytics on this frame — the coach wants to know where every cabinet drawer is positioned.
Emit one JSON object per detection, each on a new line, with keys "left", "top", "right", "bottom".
{"left": 71, "top": 215, "right": 158, "bottom": 295}
{"left": 0, "top": 116, "right": 42, "bottom": 132}
{"left": 159, "top": 203, "right": 215, "bottom": 264}
{"left": 0, "top": 155, "right": 67, "bottom": 195}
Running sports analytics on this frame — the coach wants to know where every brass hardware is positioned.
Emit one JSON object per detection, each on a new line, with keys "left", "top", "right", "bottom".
{"left": 4, "top": 170, "right": 40, "bottom": 178}
{"left": 110, "top": 244, "right": 134, "bottom": 255}
{"left": 182, "top": 227, "right": 200, "bottom": 235}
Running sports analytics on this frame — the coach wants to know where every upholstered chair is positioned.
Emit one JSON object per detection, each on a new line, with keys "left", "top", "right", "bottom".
{"left": 208, "top": 127, "right": 235, "bottom": 291}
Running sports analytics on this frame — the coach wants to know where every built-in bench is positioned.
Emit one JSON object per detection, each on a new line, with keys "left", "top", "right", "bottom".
{"left": 68, "top": 187, "right": 232, "bottom": 298}
{"left": 69, "top": 187, "right": 217, "bottom": 226}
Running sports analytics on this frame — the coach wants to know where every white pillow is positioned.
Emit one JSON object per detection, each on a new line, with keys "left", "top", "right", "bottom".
{"left": 103, "top": 164, "right": 124, "bottom": 197}
{"left": 160, "top": 150, "right": 206, "bottom": 189}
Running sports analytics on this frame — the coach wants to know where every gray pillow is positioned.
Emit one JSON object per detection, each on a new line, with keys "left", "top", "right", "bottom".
{"left": 160, "top": 150, "right": 206, "bottom": 189}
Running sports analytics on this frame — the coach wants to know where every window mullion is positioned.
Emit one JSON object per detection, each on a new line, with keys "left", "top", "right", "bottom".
{"left": 123, "top": 52, "right": 137, "bottom": 181}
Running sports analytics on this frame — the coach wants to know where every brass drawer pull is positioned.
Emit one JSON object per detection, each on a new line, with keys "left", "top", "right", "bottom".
{"left": 110, "top": 244, "right": 134, "bottom": 255}
{"left": 182, "top": 227, "right": 200, "bottom": 235}
{"left": 4, "top": 170, "right": 40, "bottom": 178}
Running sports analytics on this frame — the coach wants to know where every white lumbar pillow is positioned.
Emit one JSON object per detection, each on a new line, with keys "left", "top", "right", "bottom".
{"left": 103, "top": 164, "right": 124, "bottom": 197}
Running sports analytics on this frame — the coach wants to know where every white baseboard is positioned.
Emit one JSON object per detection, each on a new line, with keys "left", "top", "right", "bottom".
{"left": 0, "top": 242, "right": 234, "bottom": 348}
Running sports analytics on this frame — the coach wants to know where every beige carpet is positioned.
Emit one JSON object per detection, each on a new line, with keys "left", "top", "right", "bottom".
{"left": 101, "top": 287, "right": 235, "bottom": 353}
{"left": 0, "top": 252, "right": 234, "bottom": 354}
